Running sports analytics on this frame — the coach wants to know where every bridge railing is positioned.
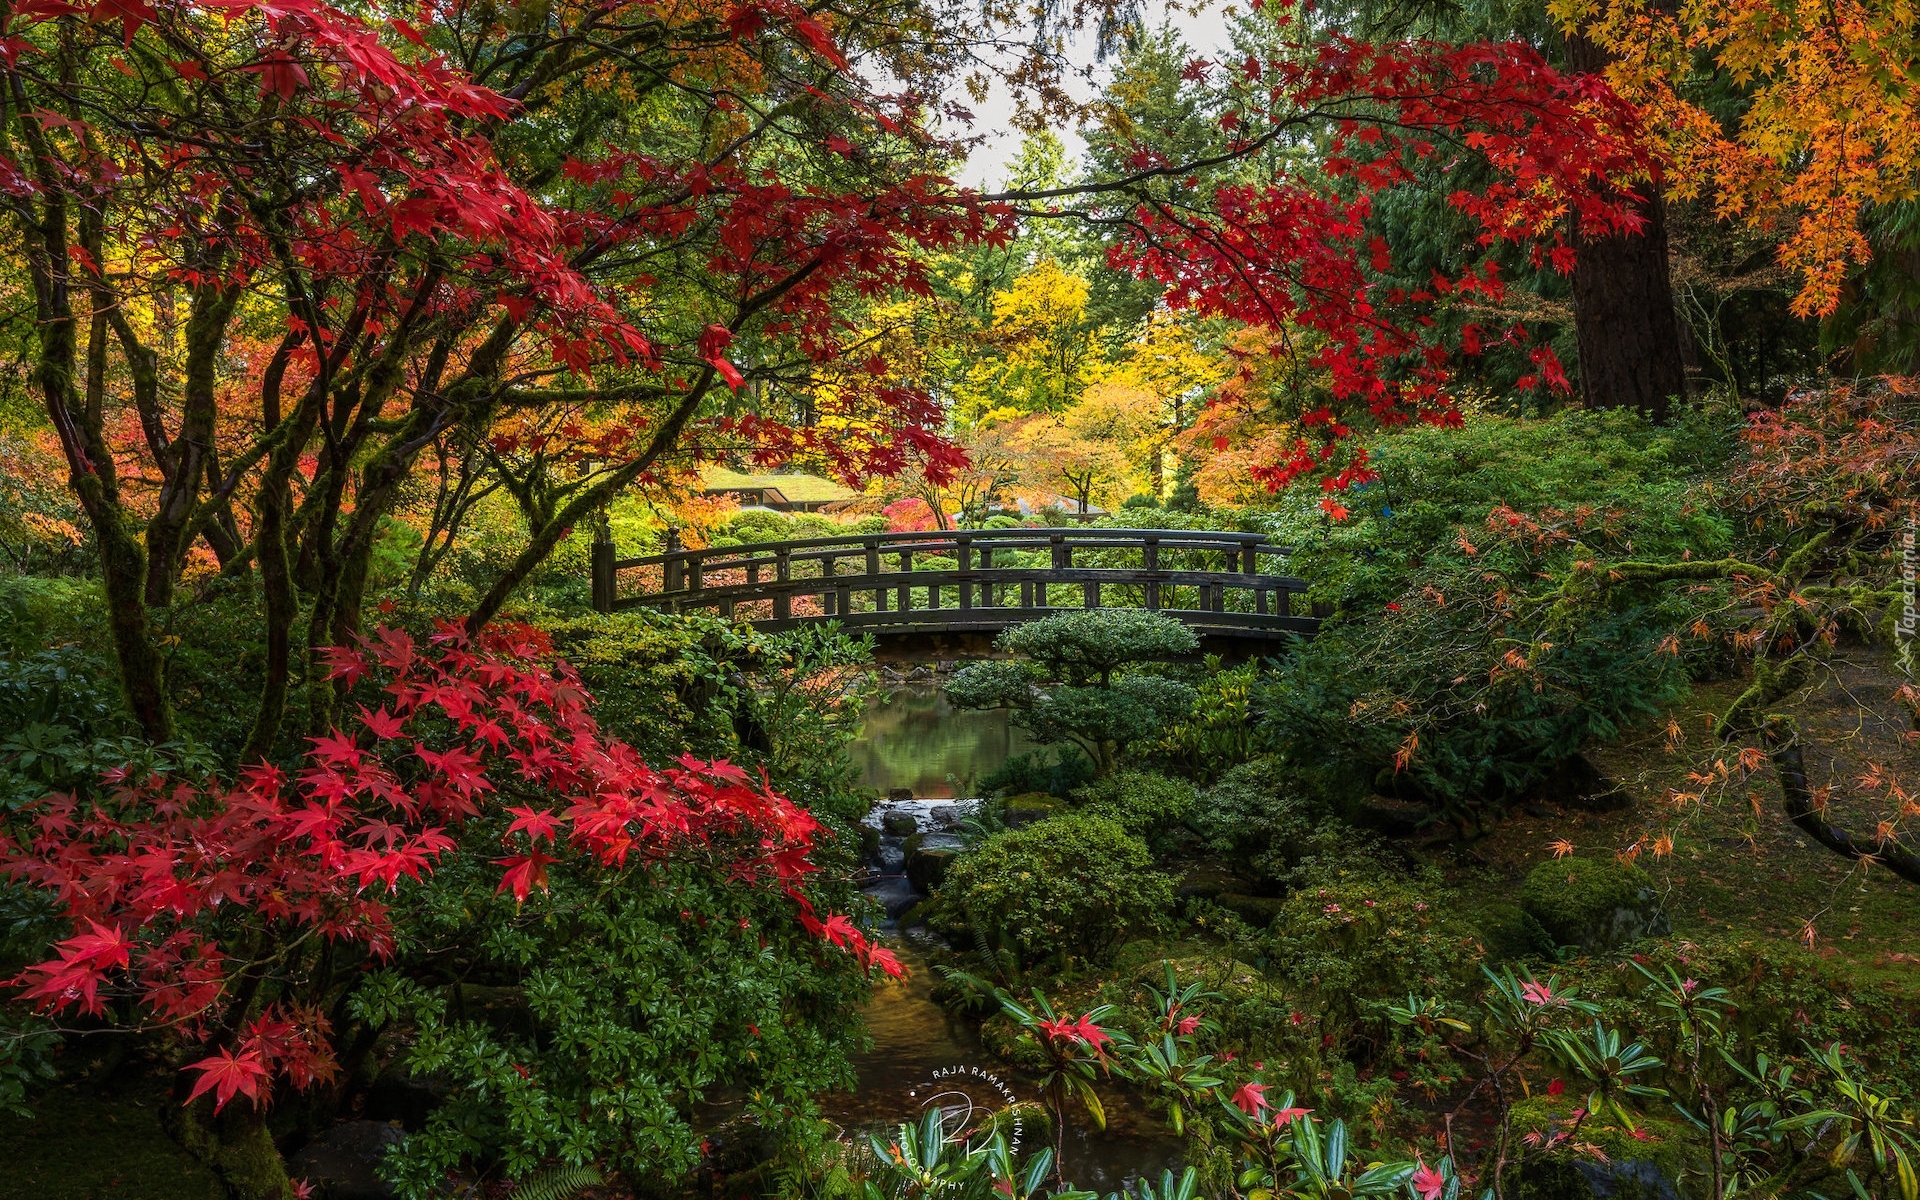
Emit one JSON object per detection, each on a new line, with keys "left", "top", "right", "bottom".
{"left": 589, "top": 527, "right": 1314, "bottom": 626}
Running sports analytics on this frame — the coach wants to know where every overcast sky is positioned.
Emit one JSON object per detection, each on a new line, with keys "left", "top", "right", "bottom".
{"left": 945, "top": 0, "right": 1241, "bottom": 189}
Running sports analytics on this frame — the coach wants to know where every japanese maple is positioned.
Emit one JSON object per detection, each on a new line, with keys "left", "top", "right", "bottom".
{"left": 3, "top": 620, "right": 896, "bottom": 1129}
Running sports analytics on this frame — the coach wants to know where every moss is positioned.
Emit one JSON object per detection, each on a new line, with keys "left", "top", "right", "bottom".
{"left": 0, "top": 1082, "right": 224, "bottom": 1200}
{"left": 1472, "top": 901, "right": 1558, "bottom": 962}
{"left": 1000, "top": 793, "right": 1064, "bottom": 829}
{"left": 979, "top": 1015, "right": 1050, "bottom": 1072}
{"left": 1522, "top": 857, "right": 1670, "bottom": 950}
{"left": 1215, "top": 893, "right": 1286, "bottom": 927}
{"left": 1507, "top": 1095, "right": 1703, "bottom": 1199}
{"left": 980, "top": 1101, "right": 1051, "bottom": 1147}
{"left": 163, "top": 1099, "right": 293, "bottom": 1200}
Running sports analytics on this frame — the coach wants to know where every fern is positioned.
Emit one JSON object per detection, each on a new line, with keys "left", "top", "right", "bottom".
{"left": 507, "top": 1163, "right": 604, "bottom": 1200}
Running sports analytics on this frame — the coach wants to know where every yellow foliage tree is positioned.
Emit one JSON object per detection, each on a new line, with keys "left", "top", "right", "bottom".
{"left": 956, "top": 258, "right": 1108, "bottom": 423}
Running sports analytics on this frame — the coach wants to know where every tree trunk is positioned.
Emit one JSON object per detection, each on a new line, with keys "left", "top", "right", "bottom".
{"left": 164, "top": 1098, "right": 294, "bottom": 1200}
{"left": 1565, "top": 34, "right": 1687, "bottom": 422}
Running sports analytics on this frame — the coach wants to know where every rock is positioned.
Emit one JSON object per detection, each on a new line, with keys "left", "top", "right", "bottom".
{"left": 1351, "top": 794, "right": 1430, "bottom": 837}
{"left": 1176, "top": 867, "right": 1255, "bottom": 901}
{"left": 1215, "top": 892, "right": 1285, "bottom": 927}
{"left": 882, "top": 812, "right": 919, "bottom": 836}
{"left": 859, "top": 825, "right": 881, "bottom": 861}
{"left": 1000, "top": 792, "right": 1061, "bottom": 829}
{"left": 1473, "top": 902, "right": 1558, "bottom": 962}
{"left": 907, "top": 664, "right": 935, "bottom": 682}
{"left": 925, "top": 804, "right": 959, "bottom": 829}
{"left": 1516, "top": 1157, "right": 1683, "bottom": 1200}
{"left": 361, "top": 1065, "right": 445, "bottom": 1130}
{"left": 1521, "top": 857, "right": 1670, "bottom": 951}
{"left": 886, "top": 787, "right": 916, "bottom": 802}
{"left": 906, "top": 847, "right": 957, "bottom": 893}
{"left": 286, "top": 1121, "right": 405, "bottom": 1200}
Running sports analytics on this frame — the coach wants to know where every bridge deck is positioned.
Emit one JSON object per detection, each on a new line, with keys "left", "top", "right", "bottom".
{"left": 589, "top": 526, "right": 1318, "bottom": 651}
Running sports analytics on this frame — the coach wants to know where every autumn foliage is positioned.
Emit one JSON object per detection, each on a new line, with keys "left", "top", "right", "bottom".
{"left": 1, "top": 621, "right": 894, "bottom": 1114}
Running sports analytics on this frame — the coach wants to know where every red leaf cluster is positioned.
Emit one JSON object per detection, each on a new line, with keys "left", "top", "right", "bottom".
{"left": 2, "top": 621, "right": 887, "bottom": 1109}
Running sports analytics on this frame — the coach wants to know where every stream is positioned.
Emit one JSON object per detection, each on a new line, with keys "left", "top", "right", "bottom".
{"left": 820, "top": 685, "right": 1187, "bottom": 1191}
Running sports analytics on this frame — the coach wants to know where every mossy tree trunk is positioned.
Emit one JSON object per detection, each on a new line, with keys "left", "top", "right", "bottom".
{"left": 164, "top": 1097, "right": 294, "bottom": 1200}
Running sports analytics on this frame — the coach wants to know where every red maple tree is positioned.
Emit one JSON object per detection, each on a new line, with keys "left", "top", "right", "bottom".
{"left": 3, "top": 620, "right": 897, "bottom": 1115}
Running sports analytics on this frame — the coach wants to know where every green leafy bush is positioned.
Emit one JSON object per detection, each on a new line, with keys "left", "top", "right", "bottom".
{"left": 1246, "top": 408, "right": 1739, "bottom": 827}
{"left": 1076, "top": 769, "right": 1196, "bottom": 854}
{"left": 930, "top": 814, "right": 1174, "bottom": 967}
{"left": 1256, "top": 877, "right": 1484, "bottom": 1048}
{"left": 978, "top": 747, "right": 1096, "bottom": 798}
{"left": 1187, "top": 759, "right": 1322, "bottom": 883}
{"left": 368, "top": 851, "right": 873, "bottom": 1196}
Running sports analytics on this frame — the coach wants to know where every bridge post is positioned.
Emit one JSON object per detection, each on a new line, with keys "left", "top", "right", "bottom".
{"left": 774, "top": 548, "right": 791, "bottom": 620}
{"left": 956, "top": 534, "right": 972, "bottom": 610}
{"left": 866, "top": 540, "right": 884, "bottom": 611}
{"left": 663, "top": 527, "right": 683, "bottom": 594}
{"left": 979, "top": 545, "right": 994, "bottom": 607}
{"left": 1143, "top": 536, "right": 1160, "bottom": 610}
{"left": 822, "top": 554, "right": 836, "bottom": 615}
{"left": 590, "top": 527, "right": 616, "bottom": 614}
{"left": 897, "top": 549, "right": 911, "bottom": 612}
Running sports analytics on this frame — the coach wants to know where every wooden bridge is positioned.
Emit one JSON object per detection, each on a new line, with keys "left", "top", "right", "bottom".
{"left": 590, "top": 527, "right": 1318, "bottom": 659}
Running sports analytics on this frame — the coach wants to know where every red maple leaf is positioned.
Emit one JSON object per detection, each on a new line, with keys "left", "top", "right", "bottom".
{"left": 185, "top": 1048, "right": 270, "bottom": 1113}
{"left": 493, "top": 851, "right": 557, "bottom": 903}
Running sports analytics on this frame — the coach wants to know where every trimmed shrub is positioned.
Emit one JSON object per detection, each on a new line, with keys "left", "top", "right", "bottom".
{"left": 929, "top": 814, "right": 1174, "bottom": 966}
{"left": 979, "top": 748, "right": 1095, "bottom": 799}
{"left": 1076, "top": 769, "right": 1196, "bottom": 853}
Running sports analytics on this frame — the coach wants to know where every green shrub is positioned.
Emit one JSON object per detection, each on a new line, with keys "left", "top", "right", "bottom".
{"left": 1258, "top": 877, "right": 1484, "bottom": 1046}
{"left": 0, "top": 576, "right": 105, "bottom": 657}
{"left": 946, "top": 610, "right": 1198, "bottom": 775}
{"left": 979, "top": 747, "right": 1095, "bottom": 798}
{"left": 930, "top": 814, "right": 1174, "bottom": 966}
{"left": 1187, "top": 759, "right": 1321, "bottom": 883}
{"left": 1075, "top": 769, "right": 1196, "bottom": 854}
{"left": 1520, "top": 857, "right": 1669, "bottom": 951}
{"left": 1248, "top": 407, "right": 1738, "bottom": 826}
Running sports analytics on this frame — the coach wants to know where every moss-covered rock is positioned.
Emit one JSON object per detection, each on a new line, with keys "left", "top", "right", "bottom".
{"left": 1521, "top": 857, "right": 1670, "bottom": 951}
{"left": 1473, "top": 901, "right": 1558, "bottom": 962}
{"left": 979, "top": 1101, "right": 1051, "bottom": 1148}
{"left": 882, "top": 812, "right": 918, "bottom": 836}
{"left": 979, "top": 1014, "right": 1051, "bottom": 1072}
{"left": 1000, "top": 793, "right": 1063, "bottom": 828}
{"left": 906, "top": 847, "right": 957, "bottom": 893}
{"left": 1216, "top": 893, "right": 1286, "bottom": 927}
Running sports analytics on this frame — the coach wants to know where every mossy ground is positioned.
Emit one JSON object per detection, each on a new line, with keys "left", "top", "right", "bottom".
{"left": 0, "top": 1080, "right": 222, "bottom": 1200}
{"left": 1452, "top": 659, "right": 1920, "bottom": 995}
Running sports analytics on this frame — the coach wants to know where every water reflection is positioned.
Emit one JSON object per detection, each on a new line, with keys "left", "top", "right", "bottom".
{"left": 850, "top": 684, "right": 1039, "bottom": 798}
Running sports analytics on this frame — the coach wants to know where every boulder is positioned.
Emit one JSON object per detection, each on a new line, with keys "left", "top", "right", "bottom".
{"left": 1351, "top": 793, "right": 1431, "bottom": 837}
{"left": 1000, "top": 792, "right": 1061, "bottom": 829}
{"left": 881, "top": 812, "right": 919, "bottom": 836}
{"left": 886, "top": 786, "right": 915, "bottom": 802}
{"left": 1215, "top": 892, "right": 1286, "bottom": 927}
{"left": 906, "top": 847, "right": 957, "bottom": 893}
{"left": 1521, "top": 857, "right": 1670, "bottom": 951}
{"left": 286, "top": 1121, "right": 405, "bottom": 1200}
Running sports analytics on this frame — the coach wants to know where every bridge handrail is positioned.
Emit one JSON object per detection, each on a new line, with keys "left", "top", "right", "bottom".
{"left": 607, "top": 526, "right": 1293, "bottom": 570}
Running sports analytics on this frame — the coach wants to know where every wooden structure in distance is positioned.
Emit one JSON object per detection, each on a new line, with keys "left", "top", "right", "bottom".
{"left": 591, "top": 527, "right": 1319, "bottom": 658}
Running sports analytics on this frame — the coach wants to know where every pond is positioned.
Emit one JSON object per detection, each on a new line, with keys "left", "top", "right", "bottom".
{"left": 849, "top": 683, "right": 1040, "bottom": 798}
{"left": 823, "top": 681, "right": 1188, "bottom": 1191}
